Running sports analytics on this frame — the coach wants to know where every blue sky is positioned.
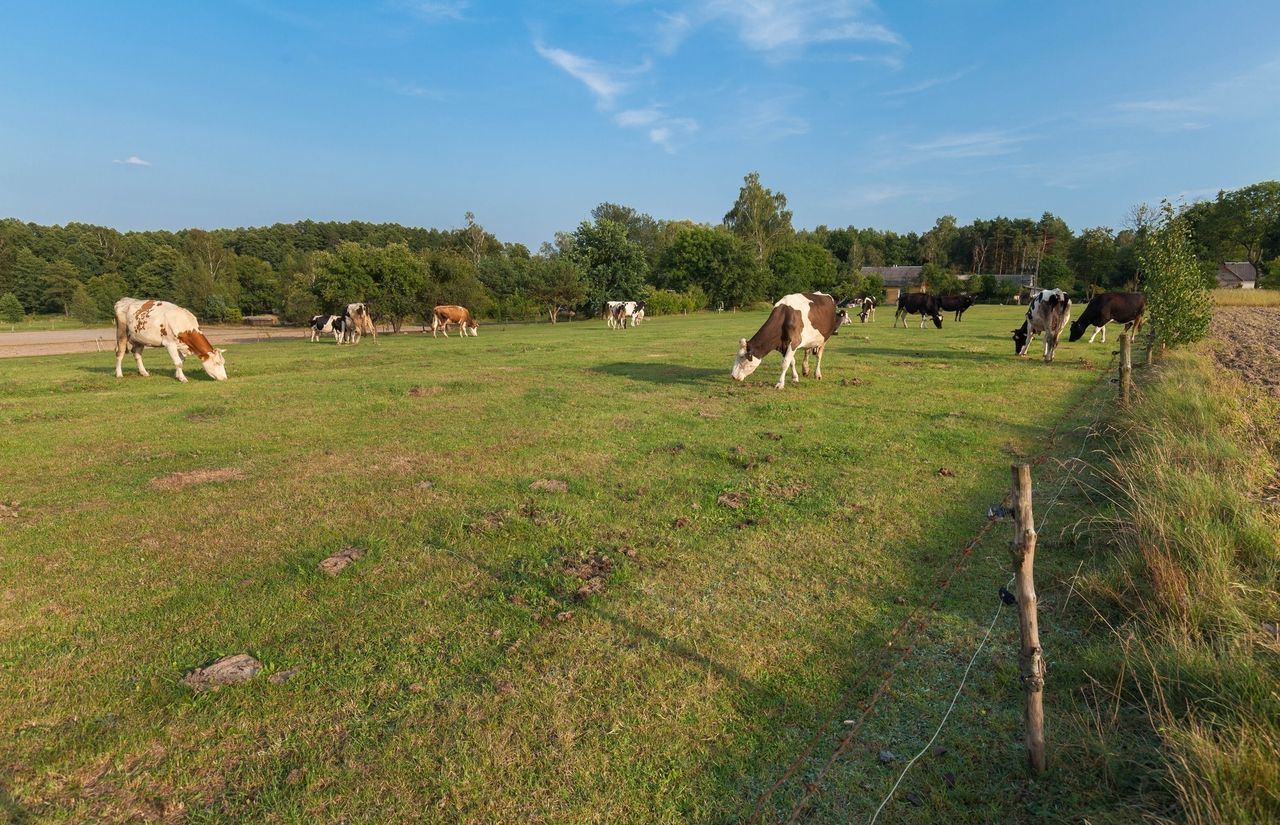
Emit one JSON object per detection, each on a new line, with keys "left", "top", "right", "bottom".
{"left": 2, "top": 1, "right": 1278, "bottom": 248}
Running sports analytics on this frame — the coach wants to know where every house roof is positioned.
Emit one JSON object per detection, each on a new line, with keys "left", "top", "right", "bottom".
{"left": 1218, "top": 261, "right": 1257, "bottom": 285}
{"left": 860, "top": 265, "right": 923, "bottom": 286}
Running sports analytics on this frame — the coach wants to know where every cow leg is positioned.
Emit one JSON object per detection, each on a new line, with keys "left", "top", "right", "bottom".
{"left": 1044, "top": 332, "right": 1057, "bottom": 362}
{"left": 814, "top": 344, "right": 825, "bottom": 380}
{"left": 801, "top": 348, "right": 811, "bottom": 377}
{"left": 131, "top": 342, "right": 150, "bottom": 377}
{"left": 1088, "top": 322, "right": 1105, "bottom": 343}
{"left": 776, "top": 347, "right": 796, "bottom": 389}
{"left": 115, "top": 322, "right": 130, "bottom": 378}
{"left": 162, "top": 339, "right": 186, "bottom": 382}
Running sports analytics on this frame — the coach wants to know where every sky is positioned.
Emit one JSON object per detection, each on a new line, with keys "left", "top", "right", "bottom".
{"left": 2, "top": 1, "right": 1278, "bottom": 248}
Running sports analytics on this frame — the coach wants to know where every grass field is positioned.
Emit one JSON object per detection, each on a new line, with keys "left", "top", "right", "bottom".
{"left": 0, "top": 314, "right": 100, "bottom": 333}
{"left": 1212, "top": 287, "right": 1280, "bottom": 306}
{"left": 1, "top": 307, "right": 1126, "bottom": 823}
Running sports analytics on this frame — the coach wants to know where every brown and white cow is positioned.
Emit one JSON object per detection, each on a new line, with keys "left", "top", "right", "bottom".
{"left": 343, "top": 303, "right": 377, "bottom": 344}
{"left": 114, "top": 298, "right": 227, "bottom": 382}
{"left": 431, "top": 305, "right": 479, "bottom": 338}
{"left": 731, "top": 293, "right": 843, "bottom": 389}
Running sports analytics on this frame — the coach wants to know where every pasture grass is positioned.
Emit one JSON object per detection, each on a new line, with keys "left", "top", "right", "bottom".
{"left": 1061, "top": 344, "right": 1280, "bottom": 824}
{"left": 1211, "top": 288, "right": 1280, "bottom": 306}
{"left": 1, "top": 307, "right": 1146, "bottom": 822}
{"left": 0, "top": 314, "right": 103, "bottom": 333}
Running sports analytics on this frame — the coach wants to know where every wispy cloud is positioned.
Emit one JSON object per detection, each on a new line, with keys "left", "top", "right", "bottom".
{"left": 842, "top": 183, "right": 956, "bottom": 206}
{"left": 1107, "top": 57, "right": 1280, "bottom": 130}
{"left": 112, "top": 156, "right": 151, "bottom": 167}
{"left": 615, "top": 108, "right": 698, "bottom": 151}
{"left": 388, "top": 80, "right": 447, "bottom": 100}
{"left": 394, "top": 0, "right": 469, "bottom": 22}
{"left": 905, "top": 130, "right": 1029, "bottom": 160}
{"left": 880, "top": 65, "right": 976, "bottom": 97}
{"left": 674, "top": 1, "right": 905, "bottom": 59}
{"left": 534, "top": 41, "right": 632, "bottom": 108}
{"left": 737, "top": 91, "right": 810, "bottom": 140}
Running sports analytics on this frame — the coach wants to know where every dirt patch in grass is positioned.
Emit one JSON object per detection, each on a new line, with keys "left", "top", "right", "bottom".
{"left": 565, "top": 550, "right": 614, "bottom": 600}
{"left": 717, "top": 491, "right": 749, "bottom": 509}
{"left": 1212, "top": 307, "right": 1280, "bottom": 393}
{"left": 182, "top": 653, "right": 262, "bottom": 691}
{"left": 408, "top": 385, "right": 440, "bottom": 398}
{"left": 319, "top": 546, "right": 365, "bottom": 575}
{"left": 530, "top": 479, "right": 568, "bottom": 493}
{"left": 149, "top": 468, "right": 246, "bottom": 491}
{"left": 0, "top": 501, "right": 17, "bottom": 520}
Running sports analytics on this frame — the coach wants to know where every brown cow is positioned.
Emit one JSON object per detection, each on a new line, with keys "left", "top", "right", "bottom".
{"left": 431, "top": 305, "right": 478, "bottom": 338}
{"left": 731, "top": 293, "right": 844, "bottom": 389}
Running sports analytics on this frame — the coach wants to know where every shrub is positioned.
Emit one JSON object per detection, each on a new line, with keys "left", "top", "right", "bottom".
{"left": 1140, "top": 202, "right": 1212, "bottom": 347}
{"left": 0, "top": 292, "right": 24, "bottom": 324}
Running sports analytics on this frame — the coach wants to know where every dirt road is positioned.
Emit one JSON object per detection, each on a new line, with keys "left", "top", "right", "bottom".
{"left": 1212, "top": 307, "right": 1280, "bottom": 393}
{"left": 0, "top": 325, "right": 305, "bottom": 359}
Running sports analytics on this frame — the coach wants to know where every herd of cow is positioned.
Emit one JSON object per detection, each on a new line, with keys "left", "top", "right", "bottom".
{"left": 110, "top": 287, "right": 1145, "bottom": 387}
{"left": 733, "top": 289, "right": 1146, "bottom": 389}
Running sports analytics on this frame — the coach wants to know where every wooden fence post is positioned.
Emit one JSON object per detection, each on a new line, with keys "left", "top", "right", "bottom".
{"left": 1119, "top": 333, "right": 1132, "bottom": 404}
{"left": 1010, "top": 464, "right": 1047, "bottom": 775}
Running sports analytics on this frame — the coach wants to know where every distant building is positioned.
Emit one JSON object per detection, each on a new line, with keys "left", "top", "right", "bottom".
{"left": 860, "top": 265, "right": 923, "bottom": 304}
{"left": 1217, "top": 261, "right": 1257, "bottom": 289}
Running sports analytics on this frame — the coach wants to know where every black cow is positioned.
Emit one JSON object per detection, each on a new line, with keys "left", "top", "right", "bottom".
{"left": 894, "top": 293, "right": 943, "bottom": 329}
{"left": 938, "top": 293, "right": 975, "bottom": 322}
{"left": 1068, "top": 292, "right": 1146, "bottom": 343}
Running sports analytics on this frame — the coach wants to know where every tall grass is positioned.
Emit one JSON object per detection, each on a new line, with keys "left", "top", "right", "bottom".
{"left": 1212, "top": 288, "right": 1280, "bottom": 306}
{"left": 1076, "top": 348, "right": 1280, "bottom": 823}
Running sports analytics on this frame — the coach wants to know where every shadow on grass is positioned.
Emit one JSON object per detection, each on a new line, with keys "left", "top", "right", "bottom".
{"left": 590, "top": 362, "right": 726, "bottom": 385}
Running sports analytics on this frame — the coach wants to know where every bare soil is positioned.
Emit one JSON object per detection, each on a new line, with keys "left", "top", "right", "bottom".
{"left": 0, "top": 325, "right": 302, "bottom": 359}
{"left": 1212, "top": 307, "right": 1280, "bottom": 393}
{"left": 149, "top": 468, "right": 247, "bottom": 491}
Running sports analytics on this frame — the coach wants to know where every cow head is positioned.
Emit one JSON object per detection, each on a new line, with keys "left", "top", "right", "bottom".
{"left": 203, "top": 348, "right": 229, "bottom": 380}
{"left": 1067, "top": 318, "right": 1087, "bottom": 342}
{"left": 929, "top": 311, "right": 943, "bottom": 329}
{"left": 466, "top": 320, "right": 479, "bottom": 336}
{"left": 731, "top": 338, "right": 762, "bottom": 381}
{"left": 1012, "top": 325, "right": 1029, "bottom": 355}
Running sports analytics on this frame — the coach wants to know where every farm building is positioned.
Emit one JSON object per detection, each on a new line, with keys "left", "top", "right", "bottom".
{"left": 861, "top": 265, "right": 923, "bottom": 304}
{"left": 1217, "top": 261, "right": 1257, "bottom": 288}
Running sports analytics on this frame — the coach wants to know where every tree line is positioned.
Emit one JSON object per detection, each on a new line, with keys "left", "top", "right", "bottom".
{"left": 1, "top": 177, "right": 1276, "bottom": 327}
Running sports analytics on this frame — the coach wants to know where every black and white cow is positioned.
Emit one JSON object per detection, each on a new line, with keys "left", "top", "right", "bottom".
{"left": 939, "top": 293, "right": 975, "bottom": 322}
{"left": 731, "top": 293, "right": 843, "bottom": 389}
{"left": 1068, "top": 292, "right": 1145, "bottom": 344}
{"left": 894, "top": 293, "right": 943, "bottom": 329}
{"left": 309, "top": 314, "right": 345, "bottom": 343}
{"left": 1013, "top": 288, "right": 1072, "bottom": 362}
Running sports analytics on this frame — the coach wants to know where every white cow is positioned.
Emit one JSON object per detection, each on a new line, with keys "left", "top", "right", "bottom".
{"left": 343, "top": 303, "right": 376, "bottom": 344}
{"left": 114, "top": 298, "right": 227, "bottom": 382}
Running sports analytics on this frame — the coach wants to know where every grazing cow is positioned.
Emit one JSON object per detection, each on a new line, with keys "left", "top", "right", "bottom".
{"left": 114, "top": 298, "right": 227, "bottom": 383}
{"left": 939, "top": 293, "right": 976, "bottom": 322}
{"left": 858, "top": 296, "right": 877, "bottom": 323}
{"left": 431, "top": 305, "right": 479, "bottom": 338}
{"left": 1069, "top": 292, "right": 1145, "bottom": 344}
{"left": 631, "top": 301, "right": 646, "bottom": 326}
{"left": 731, "top": 292, "right": 842, "bottom": 389}
{"left": 609, "top": 301, "right": 639, "bottom": 331}
{"left": 1013, "top": 288, "right": 1072, "bottom": 362}
{"left": 894, "top": 293, "right": 944, "bottom": 329}
{"left": 309, "top": 314, "right": 345, "bottom": 343}
{"left": 343, "top": 303, "right": 376, "bottom": 344}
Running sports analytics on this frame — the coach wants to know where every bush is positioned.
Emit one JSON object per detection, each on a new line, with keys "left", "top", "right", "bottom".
{"left": 70, "top": 285, "right": 98, "bottom": 325}
{"left": 1140, "top": 202, "right": 1212, "bottom": 347}
{"left": 0, "top": 292, "right": 24, "bottom": 324}
{"left": 640, "top": 285, "right": 708, "bottom": 315}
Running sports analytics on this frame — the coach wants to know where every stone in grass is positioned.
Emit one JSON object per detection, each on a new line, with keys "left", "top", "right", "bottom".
{"left": 878, "top": 750, "right": 897, "bottom": 763}
{"left": 530, "top": 479, "right": 569, "bottom": 493}
{"left": 319, "top": 546, "right": 366, "bottom": 575}
{"left": 268, "top": 668, "right": 299, "bottom": 684}
{"left": 183, "top": 654, "right": 262, "bottom": 691}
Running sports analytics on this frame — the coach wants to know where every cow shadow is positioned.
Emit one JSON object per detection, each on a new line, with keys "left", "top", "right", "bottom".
{"left": 590, "top": 362, "right": 725, "bottom": 385}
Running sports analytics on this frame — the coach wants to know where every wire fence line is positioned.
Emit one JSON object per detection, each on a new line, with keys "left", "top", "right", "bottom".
{"left": 754, "top": 348, "right": 1125, "bottom": 825}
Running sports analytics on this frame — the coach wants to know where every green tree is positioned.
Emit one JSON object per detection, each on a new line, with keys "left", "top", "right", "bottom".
{"left": 768, "top": 240, "right": 837, "bottom": 296}
{"left": 86, "top": 273, "right": 129, "bottom": 320}
{"left": 569, "top": 219, "right": 649, "bottom": 312}
{"left": 1069, "top": 227, "right": 1118, "bottom": 292}
{"left": 919, "top": 263, "right": 962, "bottom": 294}
{"left": 11, "top": 248, "right": 47, "bottom": 312}
{"left": 69, "top": 284, "right": 98, "bottom": 325}
{"left": 0, "top": 291, "right": 24, "bottom": 324}
{"left": 133, "top": 245, "right": 189, "bottom": 300}
{"left": 1140, "top": 202, "right": 1212, "bottom": 347}
{"left": 528, "top": 255, "right": 587, "bottom": 322}
{"left": 235, "top": 256, "right": 279, "bottom": 314}
{"left": 368, "top": 244, "right": 426, "bottom": 332}
{"left": 1215, "top": 182, "right": 1280, "bottom": 275}
{"left": 43, "top": 259, "right": 83, "bottom": 315}
{"left": 723, "top": 172, "right": 793, "bottom": 264}
{"left": 1037, "top": 254, "right": 1074, "bottom": 291}
{"left": 312, "top": 242, "right": 376, "bottom": 308}
{"left": 657, "top": 224, "right": 764, "bottom": 308}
